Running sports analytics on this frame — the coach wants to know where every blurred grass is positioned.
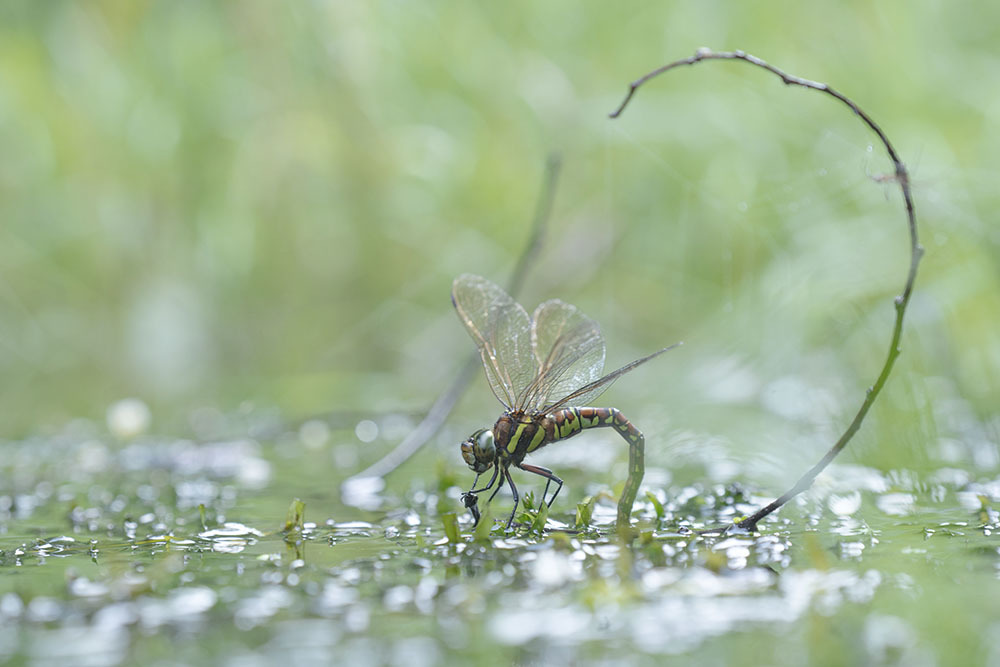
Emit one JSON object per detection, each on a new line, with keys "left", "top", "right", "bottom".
{"left": 0, "top": 1, "right": 996, "bottom": 492}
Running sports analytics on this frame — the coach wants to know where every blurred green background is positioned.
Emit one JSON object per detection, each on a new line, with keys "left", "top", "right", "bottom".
{"left": 3, "top": 3, "right": 1000, "bottom": 666}
{"left": 1, "top": 1, "right": 997, "bottom": 481}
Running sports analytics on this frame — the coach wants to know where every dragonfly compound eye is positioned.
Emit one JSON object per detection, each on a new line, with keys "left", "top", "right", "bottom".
{"left": 460, "top": 428, "right": 494, "bottom": 472}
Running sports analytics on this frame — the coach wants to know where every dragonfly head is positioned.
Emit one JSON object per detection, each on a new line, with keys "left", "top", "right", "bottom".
{"left": 460, "top": 428, "right": 495, "bottom": 473}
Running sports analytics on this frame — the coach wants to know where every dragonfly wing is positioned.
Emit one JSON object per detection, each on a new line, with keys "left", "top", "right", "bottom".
{"left": 545, "top": 343, "right": 682, "bottom": 412}
{"left": 517, "top": 298, "right": 605, "bottom": 411}
{"left": 452, "top": 274, "right": 537, "bottom": 409}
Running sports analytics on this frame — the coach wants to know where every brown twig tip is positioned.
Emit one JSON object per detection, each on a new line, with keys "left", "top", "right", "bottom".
{"left": 609, "top": 48, "right": 921, "bottom": 533}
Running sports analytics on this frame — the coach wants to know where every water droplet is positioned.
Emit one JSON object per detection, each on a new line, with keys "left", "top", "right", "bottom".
{"left": 354, "top": 419, "right": 379, "bottom": 443}
{"left": 106, "top": 398, "right": 151, "bottom": 439}
{"left": 299, "top": 419, "right": 331, "bottom": 449}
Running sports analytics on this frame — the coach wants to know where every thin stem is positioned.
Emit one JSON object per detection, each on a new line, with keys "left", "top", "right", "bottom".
{"left": 506, "top": 155, "right": 561, "bottom": 298}
{"left": 610, "top": 49, "right": 922, "bottom": 532}
{"left": 340, "top": 156, "right": 563, "bottom": 505}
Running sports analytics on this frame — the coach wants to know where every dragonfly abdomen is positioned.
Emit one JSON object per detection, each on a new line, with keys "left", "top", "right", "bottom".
{"left": 551, "top": 407, "right": 646, "bottom": 510}
{"left": 551, "top": 407, "right": 644, "bottom": 446}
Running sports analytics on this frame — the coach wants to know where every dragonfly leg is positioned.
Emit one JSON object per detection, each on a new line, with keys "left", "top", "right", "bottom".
{"left": 517, "top": 462, "right": 564, "bottom": 507}
{"left": 468, "top": 466, "right": 500, "bottom": 495}
{"left": 488, "top": 469, "right": 506, "bottom": 503}
{"left": 503, "top": 468, "right": 519, "bottom": 530}
{"left": 462, "top": 467, "right": 500, "bottom": 526}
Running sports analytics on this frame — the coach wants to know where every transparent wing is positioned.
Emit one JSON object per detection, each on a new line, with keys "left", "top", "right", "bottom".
{"left": 451, "top": 274, "right": 537, "bottom": 409}
{"left": 515, "top": 299, "right": 605, "bottom": 412}
{"left": 545, "top": 343, "right": 682, "bottom": 412}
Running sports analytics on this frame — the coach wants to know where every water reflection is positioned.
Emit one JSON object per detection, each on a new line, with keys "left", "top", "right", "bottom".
{"left": 3, "top": 425, "right": 1000, "bottom": 664}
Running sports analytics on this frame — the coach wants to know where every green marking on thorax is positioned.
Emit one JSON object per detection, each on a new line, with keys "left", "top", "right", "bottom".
{"left": 509, "top": 420, "right": 546, "bottom": 455}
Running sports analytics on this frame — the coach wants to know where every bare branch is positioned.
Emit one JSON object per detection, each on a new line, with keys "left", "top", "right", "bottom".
{"left": 610, "top": 49, "right": 922, "bottom": 532}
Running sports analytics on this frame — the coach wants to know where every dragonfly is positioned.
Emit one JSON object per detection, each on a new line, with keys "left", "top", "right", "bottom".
{"left": 452, "top": 273, "right": 679, "bottom": 530}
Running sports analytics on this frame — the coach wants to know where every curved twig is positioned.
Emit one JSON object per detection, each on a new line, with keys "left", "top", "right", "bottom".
{"left": 340, "top": 156, "right": 562, "bottom": 507}
{"left": 610, "top": 49, "right": 922, "bottom": 532}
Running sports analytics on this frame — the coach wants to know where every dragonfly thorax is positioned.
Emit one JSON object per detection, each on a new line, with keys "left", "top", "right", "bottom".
{"left": 460, "top": 428, "right": 496, "bottom": 473}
